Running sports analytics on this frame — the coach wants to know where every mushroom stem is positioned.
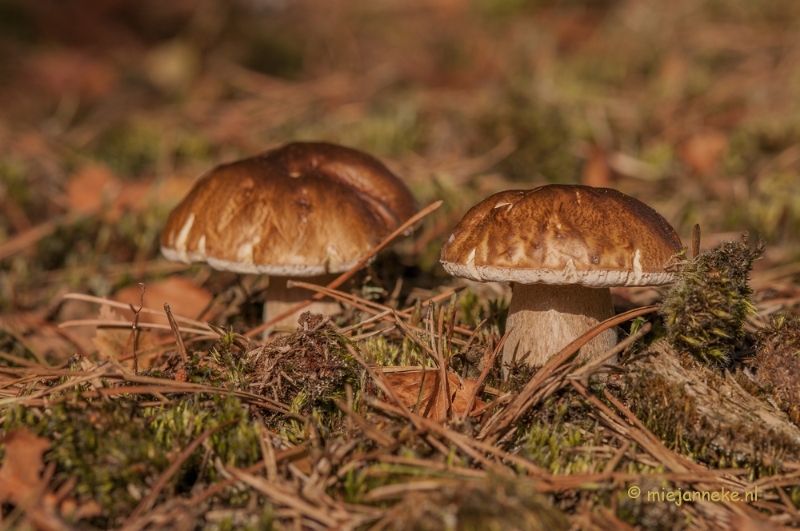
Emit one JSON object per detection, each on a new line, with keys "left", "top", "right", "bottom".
{"left": 503, "top": 283, "right": 617, "bottom": 370}
{"left": 263, "top": 274, "right": 344, "bottom": 336}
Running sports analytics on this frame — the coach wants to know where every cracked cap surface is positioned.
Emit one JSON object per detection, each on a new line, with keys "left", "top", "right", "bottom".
{"left": 160, "top": 142, "right": 418, "bottom": 275}
{"left": 440, "top": 184, "right": 683, "bottom": 287}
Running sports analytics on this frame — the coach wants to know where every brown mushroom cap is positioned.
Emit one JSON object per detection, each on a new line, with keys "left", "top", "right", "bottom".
{"left": 161, "top": 142, "right": 418, "bottom": 275}
{"left": 440, "top": 184, "right": 683, "bottom": 287}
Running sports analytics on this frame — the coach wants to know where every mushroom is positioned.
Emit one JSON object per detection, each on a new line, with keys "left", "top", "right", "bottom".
{"left": 161, "top": 141, "right": 418, "bottom": 333}
{"left": 439, "top": 184, "right": 682, "bottom": 369}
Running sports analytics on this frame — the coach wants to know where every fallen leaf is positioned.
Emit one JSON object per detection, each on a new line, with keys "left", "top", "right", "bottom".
{"left": 382, "top": 369, "right": 485, "bottom": 421}
{"left": 679, "top": 129, "right": 728, "bottom": 175}
{"left": 65, "top": 164, "right": 122, "bottom": 215}
{"left": 0, "top": 312, "right": 86, "bottom": 364}
{"left": 112, "top": 277, "right": 214, "bottom": 325}
{"left": 92, "top": 304, "right": 158, "bottom": 368}
{"left": 108, "top": 179, "right": 153, "bottom": 219}
{"left": 25, "top": 50, "right": 118, "bottom": 102}
{"left": 0, "top": 429, "right": 51, "bottom": 505}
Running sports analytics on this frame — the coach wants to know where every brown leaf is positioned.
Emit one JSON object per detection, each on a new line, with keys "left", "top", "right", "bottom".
{"left": 679, "top": 129, "right": 728, "bottom": 175}
{"left": 106, "top": 179, "right": 154, "bottom": 220}
{"left": 109, "top": 175, "right": 197, "bottom": 219}
{"left": 112, "top": 277, "right": 214, "bottom": 325}
{"left": 65, "top": 164, "right": 122, "bottom": 215}
{"left": 92, "top": 304, "right": 157, "bottom": 368}
{"left": 0, "top": 429, "right": 51, "bottom": 505}
{"left": 0, "top": 312, "right": 86, "bottom": 364}
{"left": 25, "top": 50, "right": 118, "bottom": 102}
{"left": 382, "top": 369, "right": 485, "bottom": 421}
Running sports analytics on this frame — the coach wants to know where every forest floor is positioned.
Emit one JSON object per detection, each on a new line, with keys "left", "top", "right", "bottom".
{"left": 2, "top": 0, "right": 800, "bottom": 529}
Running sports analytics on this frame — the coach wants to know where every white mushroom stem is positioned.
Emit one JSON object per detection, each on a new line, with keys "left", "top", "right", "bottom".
{"left": 262, "top": 274, "right": 344, "bottom": 336}
{"left": 503, "top": 283, "right": 617, "bottom": 370}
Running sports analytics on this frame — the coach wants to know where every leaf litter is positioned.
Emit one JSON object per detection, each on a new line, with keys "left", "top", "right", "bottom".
{"left": 3, "top": 1, "right": 800, "bottom": 529}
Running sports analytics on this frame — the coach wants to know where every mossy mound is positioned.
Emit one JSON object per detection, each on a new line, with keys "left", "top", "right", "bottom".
{"left": 620, "top": 340, "right": 800, "bottom": 470}
{"left": 749, "top": 313, "right": 800, "bottom": 424}
{"left": 252, "top": 312, "right": 362, "bottom": 436}
{"left": 660, "top": 235, "right": 764, "bottom": 366}
{"left": 2, "top": 394, "right": 260, "bottom": 527}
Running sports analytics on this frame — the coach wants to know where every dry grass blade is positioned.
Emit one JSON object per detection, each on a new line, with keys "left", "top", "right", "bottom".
{"left": 335, "top": 398, "right": 395, "bottom": 446}
{"left": 375, "top": 455, "right": 487, "bottom": 479}
{"left": 569, "top": 381, "right": 771, "bottom": 526}
{"left": 569, "top": 322, "right": 653, "bottom": 385}
{"left": 480, "top": 305, "right": 659, "bottom": 440}
{"left": 58, "top": 319, "right": 215, "bottom": 336}
{"left": 226, "top": 467, "right": 376, "bottom": 529}
{"left": 363, "top": 479, "right": 457, "bottom": 502}
{"left": 0, "top": 368, "right": 111, "bottom": 407}
{"left": 61, "top": 293, "right": 213, "bottom": 330}
{"left": 286, "top": 280, "right": 475, "bottom": 336}
{"left": 432, "top": 305, "right": 450, "bottom": 418}
{"left": 125, "top": 418, "right": 240, "bottom": 523}
{"left": 364, "top": 396, "right": 518, "bottom": 477}
{"left": 163, "top": 303, "right": 188, "bottom": 362}
{"left": 463, "top": 328, "right": 510, "bottom": 416}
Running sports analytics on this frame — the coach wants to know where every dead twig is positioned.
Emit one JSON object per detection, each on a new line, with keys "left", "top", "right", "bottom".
{"left": 163, "top": 303, "right": 188, "bottom": 363}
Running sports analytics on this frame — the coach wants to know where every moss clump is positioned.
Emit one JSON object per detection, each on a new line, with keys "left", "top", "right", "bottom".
{"left": 621, "top": 341, "right": 800, "bottom": 472}
{"left": 750, "top": 313, "right": 800, "bottom": 424}
{"left": 253, "top": 312, "right": 361, "bottom": 434}
{"left": 383, "top": 476, "right": 569, "bottom": 531}
{"left": 92, "top": 121, "right": 162, "bottom": 178}
{"left": 660, "top": 235, "right": 763, "bottom": 365}
{"left": 477, "top": 91, "right": 579, "bottom": 184}
{"left": 519, "top": 394, "right": 604, "bottom": 475}
{"left": 2, "top": 394, "right": 260, "bottom": 527}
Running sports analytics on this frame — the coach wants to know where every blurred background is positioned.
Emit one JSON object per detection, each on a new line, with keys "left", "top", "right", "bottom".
{"left": 1, "top": 0, "right": 799, "bottom": 355}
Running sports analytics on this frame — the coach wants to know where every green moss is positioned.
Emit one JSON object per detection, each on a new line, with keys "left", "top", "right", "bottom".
{"left": 2, "top": 393, "right": 259, "bottom": 527}
{"left": 92, "top": 121, "right": 162, "bottom": 178}
{"left": 621, "top": 343, "right": 800, "bottom": 475}
{"left": 660, "top": 235, "right": 763, "bottom": 365}
{"left": 477, "top": 92, "right": 579, "bottom": 183}
{"left": 0, "top": 159, "right": 31, "bottom": 210}
{"left": 517, "top": 392, "right": 605, "bottom": 475}
{"left": 242, "top": 33, "right": 305, "bottom": 80}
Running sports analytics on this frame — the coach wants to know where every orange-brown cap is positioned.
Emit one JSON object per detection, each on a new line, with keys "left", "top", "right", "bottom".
{"left": 440, "top": 185, "right": 683, "bottom": 287}
{"left": 161, "top": 142, "right": 418, "bottom": 275}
